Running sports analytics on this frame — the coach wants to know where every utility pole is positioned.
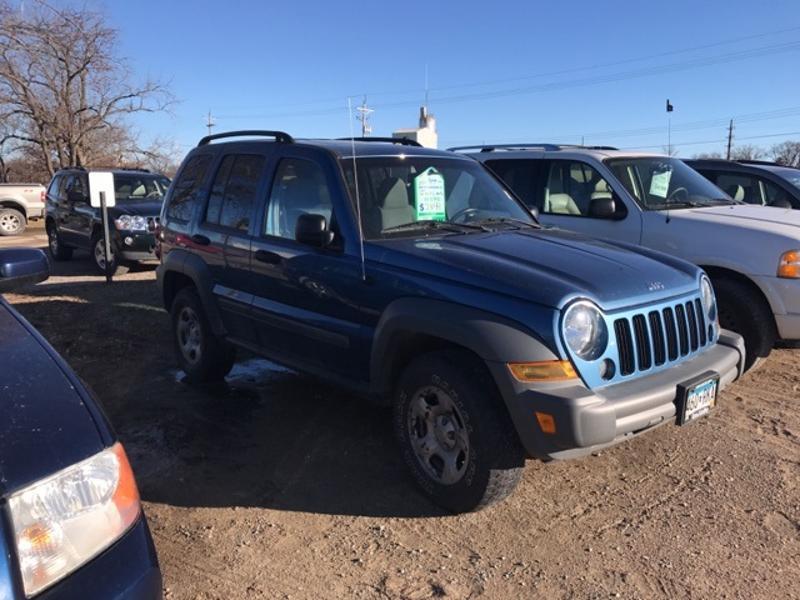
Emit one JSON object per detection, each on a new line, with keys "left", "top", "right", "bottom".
{"left": 726, "top": 119, "right": 734, "bottom": 160}
{"left": 205, "top": 110, "right": 215, "bottom": 136}
{"left": 355, "top": 96, "right": 373, "bottom": 137}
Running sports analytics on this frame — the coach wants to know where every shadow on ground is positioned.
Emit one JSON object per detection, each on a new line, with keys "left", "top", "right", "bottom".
{"left": 8, "top": 269, "right": 446, "bottom": 518}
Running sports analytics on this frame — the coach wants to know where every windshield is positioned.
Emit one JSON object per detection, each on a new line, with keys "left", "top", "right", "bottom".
{"left": 606, "top": 157, "right": 736, "bottom": 210}
{"left": 340, "top": 156, "right": 535, "bottom": 239}
{"left": 771, "top": 167, "right": 800, "bottom": 190}
{"left": 114, "top": 174, "right": 171, "bottom": 202}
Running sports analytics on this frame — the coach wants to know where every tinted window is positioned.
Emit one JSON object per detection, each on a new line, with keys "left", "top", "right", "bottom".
{"left": 715, "top": 173, "right": 764, "bottom": 204}
{"left": 204, "top": 154, "right": 264, "bottom": 231}
{"left": 65, "top": 174, "right": 87, "bottom": 202}
{"left": 485, "top": 159, "right": 539, "bottom": 208}
{"left": 265, "top": 158, "right": 333, "bottom": 239}
{"left": 167, "top": 155, "right": 212, "bottom": 221}
{"left": 47, "top": 175, "right": 64, "bottom": 200}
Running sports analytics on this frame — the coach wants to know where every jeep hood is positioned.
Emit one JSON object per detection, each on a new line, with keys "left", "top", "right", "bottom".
{"left": 372, "top": 228, "right": 700, "bottom": 311}
{"left": 109, "top": 199, "right": 162, "bottom": 218}
{"left": 0, "top": 301, "right": 104, "bottom": 496}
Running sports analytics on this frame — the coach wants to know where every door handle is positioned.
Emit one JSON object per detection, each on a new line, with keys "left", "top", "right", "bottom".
{"left": 191, "top": 234, "right": 210, "bottom": 246}
{"left": 254, "top": 249, "right": 281, "bottom": 264}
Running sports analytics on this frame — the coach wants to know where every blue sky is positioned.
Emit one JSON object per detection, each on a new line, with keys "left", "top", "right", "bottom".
{"left": 92, "top": 0, "right": 800, "bottom": 157}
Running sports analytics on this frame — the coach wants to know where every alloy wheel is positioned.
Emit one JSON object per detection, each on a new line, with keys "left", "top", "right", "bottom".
{"left": 177, "top": 306, "right": 203, "bottom": 365}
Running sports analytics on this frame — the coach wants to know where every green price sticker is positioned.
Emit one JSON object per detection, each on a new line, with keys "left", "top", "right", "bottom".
{"left": 414, "top": 167, "right": 447, "bottom": 221}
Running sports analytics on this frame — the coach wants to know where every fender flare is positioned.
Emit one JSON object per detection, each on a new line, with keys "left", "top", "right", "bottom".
{"left": 158, "top": 249, "right": 226, "bottom": 336}
{"left": 369, "top": 297, "right": 559, "bottom": 397}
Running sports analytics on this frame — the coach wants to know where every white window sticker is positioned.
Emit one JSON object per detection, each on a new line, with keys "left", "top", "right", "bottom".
{"left": 414, "top": 167, "right": 447, "bottom": 221}
{"left": 649, "top": 169, "right": 672, "bottom": 198}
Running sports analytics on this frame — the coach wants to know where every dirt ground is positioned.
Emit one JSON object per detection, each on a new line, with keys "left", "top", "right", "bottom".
{"left": 3, "top": 224, "right": 799, "bottom": 599}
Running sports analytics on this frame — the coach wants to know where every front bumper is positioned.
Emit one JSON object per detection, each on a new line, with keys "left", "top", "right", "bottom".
{"left": 752, "top": 275, "right": 800, "bottom": 340}
{"left": 489, "top": 330, "right": 745, "bottom": 460}
{"left": 113, "top": 231, "right": 157, "bottom": 262}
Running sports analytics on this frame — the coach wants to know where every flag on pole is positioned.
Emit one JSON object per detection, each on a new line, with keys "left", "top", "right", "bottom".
{"left": 666, "top": 99, "right": 674, "bottom": 113}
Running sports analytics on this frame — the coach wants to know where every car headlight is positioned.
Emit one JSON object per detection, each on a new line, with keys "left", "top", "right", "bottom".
{"left": 778, "top": 250, "right": 800, "bottom": 278}
{"left": 562, "top": 301, "right": 608, "bottom": 361}
{"left": 113, "top": 215, "right": 148, "bottom": 231}
{"left": 8, "top": 443, "right": 141, "bottom": 597}
{"left": 700, "top": 275, "right": 717, "bottom": 321}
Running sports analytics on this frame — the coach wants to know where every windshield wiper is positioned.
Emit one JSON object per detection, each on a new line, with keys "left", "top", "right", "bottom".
{"left": 381, "top": 220, "right": 488, "bottom": 234}
{"left": 472, "top": 217, "right": 540, "bottom": 230}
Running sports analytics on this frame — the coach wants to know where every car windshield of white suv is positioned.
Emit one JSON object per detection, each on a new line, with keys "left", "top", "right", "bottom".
{"left": 114, "top": 174, "right": 171, "bottom": 202}
{"left": 341, "top": 157, "right": 536, "bottom": 239}
{"left": 606, "top": 157, "right": 738, "bottom": 210}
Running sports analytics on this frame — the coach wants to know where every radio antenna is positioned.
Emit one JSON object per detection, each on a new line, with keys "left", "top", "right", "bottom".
{"left": 348, "top": 96, "right": 367, "bottom": 281}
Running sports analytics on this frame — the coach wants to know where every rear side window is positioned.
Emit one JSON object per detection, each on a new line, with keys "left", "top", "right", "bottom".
{"left": 204, "top": 154, "right": 265, "bottom": 231}
{"left": 167, "top": 155, "right": 212, "bottom": 221}
{"left": 485, "top": 159, "right": 539, "bottom": 208}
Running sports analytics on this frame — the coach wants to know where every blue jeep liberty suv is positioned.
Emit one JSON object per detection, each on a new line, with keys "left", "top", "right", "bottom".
{"left": 156, "top": 131, "right": 745, "bottom": 513}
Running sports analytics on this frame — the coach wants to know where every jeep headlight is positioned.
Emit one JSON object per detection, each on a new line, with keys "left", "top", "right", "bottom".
{"left": 113, "top": 215, "right": 148, "bottom": 231}
{"left": 562, "top": 301, "right": 608, "bottom": 361}
{"left": 700, "top": 275, "right": 717, "bottom": 321}
{"left": 8, "top": 443, "right": 141, "bottom": 597}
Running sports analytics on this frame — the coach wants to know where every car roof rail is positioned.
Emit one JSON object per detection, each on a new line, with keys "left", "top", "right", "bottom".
{"left": 335, "top": 136, "right": 422, "bottom": 147}
{"left": 198, "top": 130, "right": 295, "bottom": 146}
{"left": 448, "top": 143, "right": 564, "bottom": 153}
{"left": 736, "top": 159, "right": 798, "bottom": 168}
{"left": 55, "top": 165, "right": 152, "bottom": 173}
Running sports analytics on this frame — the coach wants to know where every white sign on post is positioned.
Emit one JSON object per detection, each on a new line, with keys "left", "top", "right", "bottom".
{"left": 88, "top": 171, "right": 116, "bottom": 208}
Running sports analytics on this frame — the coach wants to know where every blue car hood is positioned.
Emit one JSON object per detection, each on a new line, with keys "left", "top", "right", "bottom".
{"left": 0, "top": 299, "right": 104, "bottom": 497}
{"left": 372, "top": 228, "right": 700, "bottom": 311}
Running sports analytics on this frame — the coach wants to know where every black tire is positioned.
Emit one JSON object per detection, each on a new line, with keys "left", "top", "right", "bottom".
{"left": 46, "top": 221, "right": 73, "bottom": 260}
{"left": 170, "top": 287, "right": 236, "bottom": 383}
{"left": 0, "top": 207, "right": 25, "bottom": 236}
{"left": 393, "top": 349, "right": 525, "bottom": 513}
{"left": 91, "top": 233, "right": 129, "bottom": 276}
{"left": 713, "top": 277, "right": 776, "bottom": 371}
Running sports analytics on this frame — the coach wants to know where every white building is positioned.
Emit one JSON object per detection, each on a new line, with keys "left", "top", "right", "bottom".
{"left": 393, "top": 106, "right": 438, "bottom": 149}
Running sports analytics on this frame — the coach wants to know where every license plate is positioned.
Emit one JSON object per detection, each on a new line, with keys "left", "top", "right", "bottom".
{"left": 676, "top": 373, "right": 719, "bottom": 425}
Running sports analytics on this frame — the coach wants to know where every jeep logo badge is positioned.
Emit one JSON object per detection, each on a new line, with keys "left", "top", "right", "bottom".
{"left": 647, "top": 281, "right": 666, "bottom": 291}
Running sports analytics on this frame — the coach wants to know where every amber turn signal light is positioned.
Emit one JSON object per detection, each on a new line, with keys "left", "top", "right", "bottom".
{"left": 535, "top": 412, "right": 557, "bottom": 434}
{"left": 778, "top": 250, "right": 800, "bottom": 279}
{"left": 507, "top": 360, "right": 578, "bottom": 382}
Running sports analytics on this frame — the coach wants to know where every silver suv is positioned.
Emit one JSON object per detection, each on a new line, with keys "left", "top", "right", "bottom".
{"left": 458, "top": 143, "right": 800, "bottom": 370}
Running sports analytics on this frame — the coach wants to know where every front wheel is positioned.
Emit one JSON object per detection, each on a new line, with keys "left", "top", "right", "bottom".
{"left": 92, "top": 235, "right": 129, "bottom": 276}
{"left": 170, "top": 287, "right": 236, "bottom": 383}
{"left": 0, "top": 208, "right": 25, "bottom": 236}
{"left": 393, "top": 350, "right": 525, "bottom": 513}
{"left": 713, "top": 277, "right": 776, "bottom": 371}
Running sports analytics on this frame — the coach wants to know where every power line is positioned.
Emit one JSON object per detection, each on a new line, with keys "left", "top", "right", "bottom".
{"left": 620, "top": 130, "right": 800, "bottom": 151}
{"left": 215, "top": 39, "right": 800, "bottom": 121}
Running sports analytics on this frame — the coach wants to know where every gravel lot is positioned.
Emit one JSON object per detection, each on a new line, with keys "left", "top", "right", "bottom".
{"left": 3, "top": 225, "right": 799, "bottom": 599}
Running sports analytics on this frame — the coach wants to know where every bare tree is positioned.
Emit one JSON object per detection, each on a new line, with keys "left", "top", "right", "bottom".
{"left": 693, "top": 151, "right": 723, "bottom": 159}
{"left": 0, "top": 0, "right": 173, "bottom": 178}
{"left": 770, "top": 141, "right": 800, "bottom": 167}
{"left": 729, "top": 144, "right": 766, "bottom": 161}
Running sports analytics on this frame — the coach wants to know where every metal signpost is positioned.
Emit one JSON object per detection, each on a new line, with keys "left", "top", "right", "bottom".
{"left": 87, "top": 171, "right": 116, "bottom": 284}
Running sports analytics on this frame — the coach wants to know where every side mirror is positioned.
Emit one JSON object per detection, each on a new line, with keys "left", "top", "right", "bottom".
{"left": 589, "top": 196, "right": 616, "bottom": 219}
{"left": 0, "top": 248, "right": 50, "bottom": 293}
{"left": 295, "top": 213, "right": 334, "bottom": 248}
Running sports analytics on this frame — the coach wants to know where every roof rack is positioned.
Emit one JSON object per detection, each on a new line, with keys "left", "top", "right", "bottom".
{"left": 736, "top": 159, "right": 798, "bottom": 168}
{"left": 335, "top": 136, "right": 422, "bottom": 147}
{"left": 198, "top": 130, "right": 294, "bottom": 146}
{"left": 55, "top": 166, "right": 151, "bottom": 173}
{"left": 447, "top": 143, "right": 619, "bottom": 153}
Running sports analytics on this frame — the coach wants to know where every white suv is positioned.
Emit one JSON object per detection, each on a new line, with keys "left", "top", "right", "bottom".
{"left": 458, "top": 144, "right": 800, "bottom": 369}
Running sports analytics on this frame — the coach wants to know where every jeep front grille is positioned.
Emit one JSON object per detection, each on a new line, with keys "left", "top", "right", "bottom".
{"left": 614, "top": 297, "right": 709, "bottom": 377}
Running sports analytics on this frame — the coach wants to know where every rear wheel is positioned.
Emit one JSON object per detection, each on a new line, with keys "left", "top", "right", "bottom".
{"left": 171, "top": 287, "right": 236, "bottom": 383}
{"left": 92, "top": 234, "right": 129, "bottom": 276}
{"left": 0, "top": 208, "right": 25, "bottom": 236}
{"left": 393, "top": 350, "right": 525, "bottom": 513}
{"left": 713, "top": 277, "right": 776, "bottom": 371}
{"left": 46, "top": 222, "right": 73, "bottom": 260}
